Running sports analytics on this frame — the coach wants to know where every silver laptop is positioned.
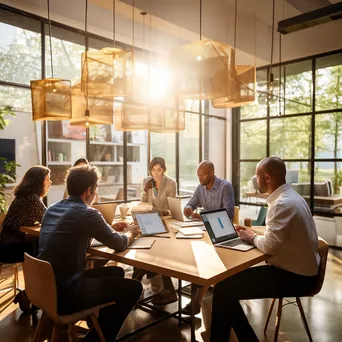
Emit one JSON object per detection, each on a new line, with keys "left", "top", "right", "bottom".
{"left": 200, "top": 208, "right": 255, "bottom": 251}
{"left": 92, "top": 202, "right": 118, "bottom": 225}
{"left": 167, "top": 197, "right": 204, "bottom": 228}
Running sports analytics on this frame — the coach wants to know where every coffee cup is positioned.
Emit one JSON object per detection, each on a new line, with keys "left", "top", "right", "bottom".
{"left": 244, "top": 218, "right": 252, "bottom": 227}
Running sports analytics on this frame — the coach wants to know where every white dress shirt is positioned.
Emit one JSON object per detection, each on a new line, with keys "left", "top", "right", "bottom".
{"left": 254, "top": 183, "right": 320, "bottom": 276}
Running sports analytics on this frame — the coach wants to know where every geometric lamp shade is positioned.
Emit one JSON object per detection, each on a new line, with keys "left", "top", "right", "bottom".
{"left": 170, "top": 39, "right": 235, "bottom": 100}
{"left": 115, "top": 98, "right": 185, "bottom": 133}
{"left": 30, "top": 78, "right": 72, "bottom": 121}
{"left": 149, "top": 98, "right": 186, "bottom": 133}
{"left": 114, "top": 100, "right": 148, "bottom": 131}
{"left": 69, "top": 82, "right": 113, "bottom": 127}
{"left": 212, "top": 65, "right": 256, "bottom": 108}
{"left": 81, "top": 48, "right": 135, "bottom": 98}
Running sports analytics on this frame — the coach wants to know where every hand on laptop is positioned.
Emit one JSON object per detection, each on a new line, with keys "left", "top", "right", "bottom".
{"left": 183, "top": 206, "right": 193, "bottom": 217}
{"left": 236, "top": 225, "right": 256, "bottom": 244}
{"left": 191, "top": 213, "right": 202, "bottom": 221}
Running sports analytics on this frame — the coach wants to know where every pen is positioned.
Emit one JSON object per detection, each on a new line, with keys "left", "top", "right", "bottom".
{"left": 150, "top": 235, "right": 171, "bottom": 239}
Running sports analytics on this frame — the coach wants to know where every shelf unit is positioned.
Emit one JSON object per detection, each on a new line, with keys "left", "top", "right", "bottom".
{"left": 46, "top": 122, "right": 147, "bottom": 204}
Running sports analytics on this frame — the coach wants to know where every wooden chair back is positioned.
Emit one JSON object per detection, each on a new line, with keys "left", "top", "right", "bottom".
{"left": 23, "top": 253, "right": 59, "bottom": 321}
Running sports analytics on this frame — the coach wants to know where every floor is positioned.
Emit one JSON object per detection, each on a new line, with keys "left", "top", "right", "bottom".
{"left": 1, "top": 246, "right": 342, "bottom": 342}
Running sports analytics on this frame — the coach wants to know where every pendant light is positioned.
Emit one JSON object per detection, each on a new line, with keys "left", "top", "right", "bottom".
{"left": 170, "top": 0, "right": 235, "bottom": 100}
{"left": 212, "top": 0, "right": 256, "bottom": 108}
{"left": 31, "top": 0, "right": 72, "bottom": 121}
{"left": 80, "top": 0, "right": 134, "bottom": 98}
{"left": 70, "top": 0, "right": 113, "bottom": 127}
{"left": 115, "top": 4, "right": 185, "bottom": 132}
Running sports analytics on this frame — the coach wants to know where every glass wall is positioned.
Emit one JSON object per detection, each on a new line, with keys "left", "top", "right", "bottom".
{"left": 0, "top": 5, "right": 227, "bottom": 206}
{"left": 235, "top": 51, "right": 342, "bottom": 215}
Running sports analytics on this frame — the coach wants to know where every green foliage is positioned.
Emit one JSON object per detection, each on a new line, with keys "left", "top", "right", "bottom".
{"left": 0, "top": 106, "right": 18, "bottom": 213}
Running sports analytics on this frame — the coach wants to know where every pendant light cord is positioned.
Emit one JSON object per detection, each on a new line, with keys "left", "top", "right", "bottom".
{"left": 233, "top": 0, "right": 237, "bottom": 51}
{"left": 85, "top": 0, "right": 89, "bottom": 113}
{"left": 132, "top": 0, "right": 135, "bottom": 52}
{"left": 200, "top": 0, "right": 202, "bottom": 40}
{"left": 47, "top": 0, "right": 54, "bottom": 78}
{"left": 113, "top": 0, "right": 116, "bottom": 49}
{"left": 270, "top": 0, "right": 275, "bottom": 74}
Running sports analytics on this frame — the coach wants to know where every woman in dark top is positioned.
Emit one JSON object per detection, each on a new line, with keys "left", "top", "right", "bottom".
{"left": 0, "top": 165, "right": 51, "bottom": 262}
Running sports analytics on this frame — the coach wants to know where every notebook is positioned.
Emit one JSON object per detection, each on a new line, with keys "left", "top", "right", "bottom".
{"left": 200, "top": 208, "right": 255, "bottom": 251}
{"left": 127, "top": 238, "right": 155, "bottom": 249}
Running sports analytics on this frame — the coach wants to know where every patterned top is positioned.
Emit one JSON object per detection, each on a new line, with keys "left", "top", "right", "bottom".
{"left": 0, "top": 194, "right": 46, "bottom": 245}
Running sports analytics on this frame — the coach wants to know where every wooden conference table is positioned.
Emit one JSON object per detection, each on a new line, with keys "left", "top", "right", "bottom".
{"left": 21, "top": 219, "right": 268, "bottom": 341}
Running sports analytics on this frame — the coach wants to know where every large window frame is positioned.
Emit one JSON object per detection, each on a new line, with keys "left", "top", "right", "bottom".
{"left": 233, "top": 49, "right": 342, "bottom": 215}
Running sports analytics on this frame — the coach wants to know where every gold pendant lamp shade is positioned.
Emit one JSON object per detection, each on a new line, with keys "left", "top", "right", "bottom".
{"left": 212, "top": 65, "right": 256, "bottom": 108}
{"left": 149, "top": 98, "right": 185, "bottom": 133}
{"left": 31, "top": 0, "right": 72, "bottom": 121}
{"left": 70, "top": 82, "right": 113, "bottom": 126}
{"left": 81, "top": 48, "right": 135, "bottom": 98}
{"left": 115, "top": 98, "right": 185, "bottom": 133}
{"left": 170, "top": 39, "right": 235, "bottom": 100}
{"left": 31, "top": 78, "right": 72, "bottom": 121}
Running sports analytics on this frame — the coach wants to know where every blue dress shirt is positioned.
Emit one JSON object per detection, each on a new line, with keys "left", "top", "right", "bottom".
{"left": 185, "top": 176, "right": 235, "bottom": 219}
{"left": 38, "top": 196, "right": 128, "bottom": 311}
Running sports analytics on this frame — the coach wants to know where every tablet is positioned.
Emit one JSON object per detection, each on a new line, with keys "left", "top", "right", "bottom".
{"left": 135, "top": 212, "right": 169, "bottom": 236}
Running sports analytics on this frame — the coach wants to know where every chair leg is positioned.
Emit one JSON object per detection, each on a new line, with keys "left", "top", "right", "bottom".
{"left": 264, "top": 298, "right": 276, "bottom": 334}
{"left": 91, "top": 314, "right": 106, "bottom": 342}
{"left": 13, "top": 264, "right": 18, "bottom": 296}
{"left": 274, "top": 298, "right": 283, "bottom": 342}
{"left": 32, "top": 311, "right": 48, "bottom": 342}
{"left": 67, "top": 324, "right": 76, "bottom": 342}
{"left": 296, "top": 297, "right": 313, "bottom": 342}
{"left": 51, "top": 323, "right": 61, "bottom": 342}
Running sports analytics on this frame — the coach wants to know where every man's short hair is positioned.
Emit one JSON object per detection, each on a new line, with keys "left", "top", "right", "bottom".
{"left": 66, "top": 165, "right": 101, "bottom": 196}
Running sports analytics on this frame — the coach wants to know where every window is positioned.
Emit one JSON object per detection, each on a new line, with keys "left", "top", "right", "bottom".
{"left": 0, "top": 9, "right": 41, "bottom": 85}
{"left": 235, "top": 50, "right": 342, "bottom": 216}
{"left": 179, "top": 113, "right": 200, "bottom": 196}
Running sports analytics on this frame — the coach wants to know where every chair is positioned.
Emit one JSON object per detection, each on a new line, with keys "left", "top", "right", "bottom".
{"left": 23, "top": 253, "right": 115, "bottom": 342}
{"left": 252, "top": 206, "right": 267, "bottom": 226}
{"left": 264, "top": 237, "right": 329, "bottom": 342}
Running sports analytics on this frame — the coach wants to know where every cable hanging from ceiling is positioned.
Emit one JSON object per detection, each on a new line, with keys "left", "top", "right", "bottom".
{"left": 31, "top": 0, "right": 72, "bottom": 121}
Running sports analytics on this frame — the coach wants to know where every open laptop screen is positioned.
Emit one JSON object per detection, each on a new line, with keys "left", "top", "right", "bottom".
{"left": 201, "top": 209, "right": 238, "bottom": 244}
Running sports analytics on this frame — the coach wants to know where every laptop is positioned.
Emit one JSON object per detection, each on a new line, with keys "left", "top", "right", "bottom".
{"left": 200, "top": 208, "right": 255, "bottom": 251}
{"left": 135, "top": 212, "right": 169, "bottom": 236}
{"left": 92, "top": 202, "right": 118, "bottom": 225}
{"left": 167, "top": 197, "right": 204, "bottom": 228}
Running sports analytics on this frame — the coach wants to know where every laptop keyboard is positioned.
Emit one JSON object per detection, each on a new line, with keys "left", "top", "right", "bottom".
{"left": 220, "top": 239, "right": 243, "bottom": 247}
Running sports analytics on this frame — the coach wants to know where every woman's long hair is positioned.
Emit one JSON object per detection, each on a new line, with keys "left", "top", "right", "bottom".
{"left": 14, "top": 165, "right": 50, "bottom": 197}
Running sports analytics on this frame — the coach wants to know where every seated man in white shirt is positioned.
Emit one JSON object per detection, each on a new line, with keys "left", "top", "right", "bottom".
{"left": 210, "top": 157, "right": 320, "bottom": 342}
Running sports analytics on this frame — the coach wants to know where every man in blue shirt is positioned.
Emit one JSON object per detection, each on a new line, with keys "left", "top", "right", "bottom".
{"left": 184, "top": 160, "right": 235, "bottom": 219}
{"left": 38, "top": 165, "right": 142, "bottom": 341}
{"left": 182, "top": 161, "right": 235, "bottom": 315}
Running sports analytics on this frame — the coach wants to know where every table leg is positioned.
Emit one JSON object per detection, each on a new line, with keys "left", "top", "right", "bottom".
{"left": 191, "top": 283, "right": 198, "bottom": 342}
{"left": 178, "top": 279, "right": 182, "bottom": 325}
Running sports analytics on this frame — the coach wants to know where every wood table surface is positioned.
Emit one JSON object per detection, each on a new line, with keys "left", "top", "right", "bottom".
{"left": 20, "top": 220, "right": 269, "bottom": 287}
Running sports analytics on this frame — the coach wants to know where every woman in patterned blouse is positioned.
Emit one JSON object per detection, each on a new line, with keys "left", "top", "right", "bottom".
{"left": 0, "top": 165, "right": 51, "bottom": 262}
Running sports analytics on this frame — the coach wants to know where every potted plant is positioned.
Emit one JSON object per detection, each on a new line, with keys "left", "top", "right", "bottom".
{"left": 0, "top": 106, "right": 18, "bottom": 220}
